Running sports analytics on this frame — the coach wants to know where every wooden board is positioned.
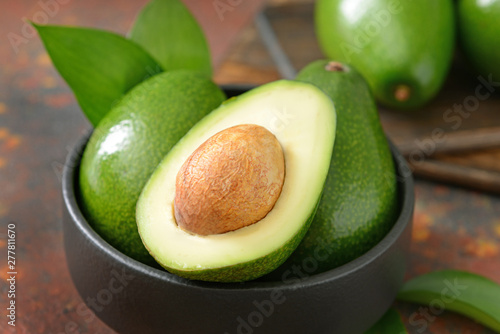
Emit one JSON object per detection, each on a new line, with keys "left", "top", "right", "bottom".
{"left": 215, "top": 1, "right": 500, "bottom": 194}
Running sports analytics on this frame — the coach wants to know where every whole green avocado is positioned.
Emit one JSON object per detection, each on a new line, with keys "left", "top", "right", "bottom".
{"left": 458, "top": 0, "right": 500, "bottom": 79}
{"left": 265, "top": 60, "right": 399, "bottom": 280}
{"left": 79, "top": 70, "right": 226, "bottom": 264}
{"left": 315, "top": 0, "right": 455, "bottom": 109}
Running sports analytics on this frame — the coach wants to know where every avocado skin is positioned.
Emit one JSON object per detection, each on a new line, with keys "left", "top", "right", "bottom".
{"left": 266, "top": 61, "right": 398, "bottom": 279}
{"left": 78, "top": 71, "right": 226, "bottom": 264}
{"left": 315, "top": 0, "right": 455, "bottom": 109}
{"left": 458, "top": 0, "right": 500, "bottom": 79}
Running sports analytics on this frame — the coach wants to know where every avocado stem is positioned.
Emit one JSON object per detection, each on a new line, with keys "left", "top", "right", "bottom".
{"left": 394, "top": 85, "right": 411, "bottom": 102}
{"left": 325, "top": 61, "right": 346, "bottom": 72}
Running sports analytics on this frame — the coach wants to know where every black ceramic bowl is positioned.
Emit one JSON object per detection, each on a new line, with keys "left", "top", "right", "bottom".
{"left": 62, "top": 90, "right": 414, "bottom": 334}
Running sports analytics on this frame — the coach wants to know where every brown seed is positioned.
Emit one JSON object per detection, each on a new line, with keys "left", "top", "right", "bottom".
{"left": 174, "top": 124, "right": 285, "bottom": 235}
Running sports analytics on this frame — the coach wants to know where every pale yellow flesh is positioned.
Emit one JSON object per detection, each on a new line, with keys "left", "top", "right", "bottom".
{"left": 136, "top": 81, "right": 336, "bottom": 271}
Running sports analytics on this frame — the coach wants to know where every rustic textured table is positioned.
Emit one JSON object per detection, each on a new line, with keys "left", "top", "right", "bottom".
{"left": 1, "top": 1, "right": 499, "bottom": 333}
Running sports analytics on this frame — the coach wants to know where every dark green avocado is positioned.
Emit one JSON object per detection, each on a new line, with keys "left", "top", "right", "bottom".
{"left": 265, "top": 60, "right": 399, "bottom": 280}
{"left": 78, "top": 70, "right": 226, "bottom": 264}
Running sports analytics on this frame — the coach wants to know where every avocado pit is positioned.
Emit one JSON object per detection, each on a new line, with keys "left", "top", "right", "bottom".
{"left": 174, "top": 124, "right": 285, "bottom": 236}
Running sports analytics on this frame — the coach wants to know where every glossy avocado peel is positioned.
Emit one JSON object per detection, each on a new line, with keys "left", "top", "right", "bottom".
{"left": 457, "top": 0, "right": 500, "bottom": 80}
{"left": 315, "top": 0, "right": 455, "bottom": 109}
{"left": 264, "top": 60, "right": 399, "bottom": 280}
{"left": 78, "top": 71, "right": 226, "bottom": 265}
{"left": 136, "top": 80, "right": 337, "bottom": 282}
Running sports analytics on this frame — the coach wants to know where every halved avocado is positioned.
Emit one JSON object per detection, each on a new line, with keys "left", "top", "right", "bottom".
{"left": 136, "top": 80, "right": 336, "bottom": 282}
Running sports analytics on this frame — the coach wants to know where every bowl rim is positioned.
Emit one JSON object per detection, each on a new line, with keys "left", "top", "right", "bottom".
{"left": 63, "top": 131, "right": 414, "bottom": 292}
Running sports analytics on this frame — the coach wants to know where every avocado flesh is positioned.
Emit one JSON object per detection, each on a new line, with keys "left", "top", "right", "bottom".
{"left": 458, "top": 0, "right": 500, "bottom": 79}
{"left": 79, "top": 70, "right": 226, "bottom": 264}
{"left": 136, "top": 80, "right": 337, "bottom": 282}
{"left": 315, "top": 0, "right": 455, "bottom": 109}
{"left": 264, "top": 61, "right": 398, "bottom": 280}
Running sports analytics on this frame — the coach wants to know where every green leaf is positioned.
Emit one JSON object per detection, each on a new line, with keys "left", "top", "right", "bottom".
{"left": 365, "top": 308, "right": 407, "bottom": 334}
{"left": 130, "top": 0, "right": 212, "bottom": 77}
{"left": 397, "top": 270, "right": 500, "bottom": 332}
{"left": 35, "top": 24, "right": 161, "bottom": 126}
